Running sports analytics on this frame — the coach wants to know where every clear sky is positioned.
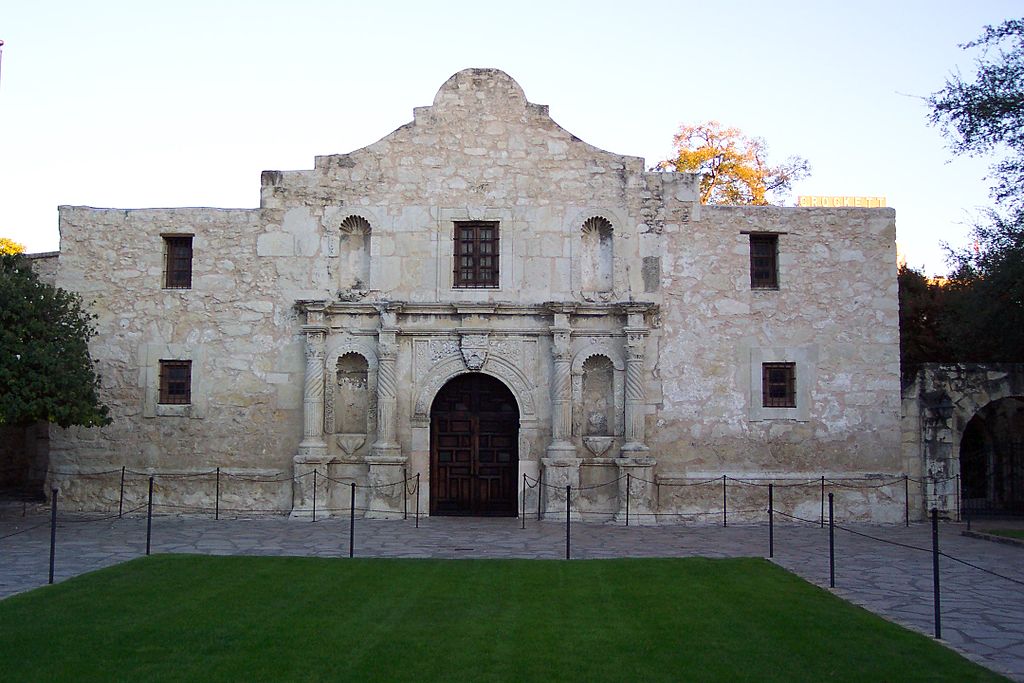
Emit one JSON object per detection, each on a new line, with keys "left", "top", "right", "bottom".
{"left": 1, "top": 1, "right": 1019, "bottom": 275}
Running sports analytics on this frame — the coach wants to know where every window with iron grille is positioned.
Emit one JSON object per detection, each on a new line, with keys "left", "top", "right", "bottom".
{"left": 163, "top": 235, "right": 193, "bottom": 289}
{"left": 159, "top": 360, "right": 192, "bottom": 405}
{"left": 454, "top": 221, "right": 499, "bottom": 288}
{"left": 762, "top": 362, "right": 795, "bottom": 408}
{"left": 749, "top": 233, "right": 778, "bottom": 289}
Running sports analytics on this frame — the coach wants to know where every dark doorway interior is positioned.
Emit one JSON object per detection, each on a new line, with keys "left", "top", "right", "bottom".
{"left": 961, "top": 397, "right": 1024, "bottom": 516}
{"left": 430, "top": 373, "right": 518, "bottom": 516}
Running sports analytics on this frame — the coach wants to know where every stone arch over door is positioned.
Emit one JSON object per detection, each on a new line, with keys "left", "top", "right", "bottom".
{"left": 913, "top": 364, "right": 1024, "bottom": 515}
{"left": 413, "top": 355, "right": 537, "bottom": 423}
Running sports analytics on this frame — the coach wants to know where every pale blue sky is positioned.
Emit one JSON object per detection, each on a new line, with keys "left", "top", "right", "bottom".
{"left": 1, "top": 1, "right": 1019, "bottom": 275}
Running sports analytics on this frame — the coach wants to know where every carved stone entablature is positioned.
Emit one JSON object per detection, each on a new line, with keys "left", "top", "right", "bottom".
{"left": 460, "top": 333, "right": 489, "bottom": 370}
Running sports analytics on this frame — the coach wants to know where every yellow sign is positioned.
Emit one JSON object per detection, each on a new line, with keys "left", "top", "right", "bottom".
{"left": 797, "top": 196, "right": 886, "bottom": 208}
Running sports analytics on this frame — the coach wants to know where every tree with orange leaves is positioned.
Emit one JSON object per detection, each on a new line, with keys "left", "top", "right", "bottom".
{"left": 658, "top": 121, "right": 810, "bottom": 205}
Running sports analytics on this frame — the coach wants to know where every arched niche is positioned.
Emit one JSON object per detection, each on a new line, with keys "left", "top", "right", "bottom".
{"left": 581, "top": 216, "right": 613, "bottom": 294}
{"left": 571, "top": 345, "right": 625, "bottom": 437}
{"left": 324, "top": 345, "right": 379, "bottom": 451}
{"left": 339, "top": 215, "right": 371, "bottom": 291}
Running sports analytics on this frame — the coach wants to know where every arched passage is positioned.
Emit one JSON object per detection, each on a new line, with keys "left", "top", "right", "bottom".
{"left": 430, "top": 373, "right": 519, "bottom": 516}
{"left": 960, "top": 396, "right": 1024, "bottom": 515}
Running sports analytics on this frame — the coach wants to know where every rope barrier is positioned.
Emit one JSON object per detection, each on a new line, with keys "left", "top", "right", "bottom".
{"left": 57, "top": 504, "right": 149, "bottom": 525}
{"left": 0, "top": 520, "right": 51, "bottom": 540}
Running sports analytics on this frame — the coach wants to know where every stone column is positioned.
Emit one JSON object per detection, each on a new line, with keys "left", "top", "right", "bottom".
{"left": 546, "top": 313, "right": 576, "bottom": 459}
{"left": 292, "top": 303, "right": 331, "bottom": 518}
{"left": 614, "top": 455, "right": 657, "bottom": 525}
{"left": 367, "top": 305, "right": 405, "bottom": 518}
{"left": 621, "top": 308, "right": 650, "bottom": 454}
{"left": 543, "top": 308, "right": 579, "bottom": 519}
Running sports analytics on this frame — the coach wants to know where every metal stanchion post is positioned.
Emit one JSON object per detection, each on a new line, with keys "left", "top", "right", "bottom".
{"left": 146, "top": 477, "right": 154, "bottom": 556}
{"left": 821, "top": 476, "right": 825, "bottom": 528}
{"left": 537, "top": 471, "right": 543, "bottom": 522}
{"left": 118, "top": 466, "right": 125, "bottom": 519}
{"left": 415, "top": 474, "right": 420, "bottom": 529}
{"left": 768, "top": 484, "right": 774, "bottom": 559}
{"left": 722, "top": 475, "right": 728, "bottom": 527}
{"left": 828, "top": 492, "right": 835, "bottom": 588}
{"left": 626, "top": 473, "right": 631, "bottom": 527}
{"left": 215, "top": 467, "right": 220, "bottom": 521}
{"left": 403, "top": 467, "right": 408, "bottom": 521}
{"left": 565, "top": 484, "right": 571, "bottom": 560}
{"left": 904, "top": 474, "right": 909, "bottom": 527}
{"left": 932, "top": 507, "right": 942, "bottom": 639}
{"left": 349, "top": 482, "right": 355, "bottom": 559}
{"left": 955, "top": 474, "right": 961, "bottom": 523}
{"left": 521, "top": 473, "right": 526, "bottom": 530}
{"left": 312, "top": 469, "right": 317, "bottom": 523}
{"left": 48, "top": 489, "right": 58, "bottom": 584}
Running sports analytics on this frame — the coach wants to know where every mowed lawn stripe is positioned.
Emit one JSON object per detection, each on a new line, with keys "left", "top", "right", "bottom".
{"left": 0, "top": 555, "right": 1005, "bottom": 682}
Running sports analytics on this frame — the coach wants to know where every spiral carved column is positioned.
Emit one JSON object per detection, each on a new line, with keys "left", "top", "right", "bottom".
{"left": 367, "top": 308, "right": 404, "bottom": 518}
{"left": 298, "top": 329, "right": 327, "bottom": 454}
{"left": 622, "top": 328, "right": 649, "bottom": 453}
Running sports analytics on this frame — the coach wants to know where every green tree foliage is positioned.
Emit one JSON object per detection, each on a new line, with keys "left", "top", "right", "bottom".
{"left": 897, "top": 264, "right": 953, "bottom": 380}
{"left": 927, "top": 18, "right": 1024, "bottom": 212}
{"left": 658, "top": 121, "right": 810, "bottom": 205}
{"left": 916, "top": 18, "right": 1024, "bottom": 363}
{"left": 0, "top": 254, "right": 110, "bottom": 428}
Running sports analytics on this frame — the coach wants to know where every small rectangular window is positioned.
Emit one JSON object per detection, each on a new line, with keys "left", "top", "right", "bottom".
{"left": 762, "top": 362, "right": 795, "bottom": 408}
{"left": 750, "top": 233, "right": 778, "bottom": 289}
{"left": 163, "top": 236, "right": 193, "bottom": 289}
{"left": 159, "top": 360, "right": 192, "bottom": 404}
{"left": 453, "top": 221, "right": 499, "bottom": 288}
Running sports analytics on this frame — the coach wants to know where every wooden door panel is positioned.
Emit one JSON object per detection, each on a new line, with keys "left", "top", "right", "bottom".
{"left": 430, "top": 374, "right": 519, "bottom": 516}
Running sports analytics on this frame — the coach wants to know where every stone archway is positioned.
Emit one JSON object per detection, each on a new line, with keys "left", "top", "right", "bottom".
{"left": 960, "top": 396, "right": 1024, "bottom": 515}
{"left": 430, "top": 373, "right": 519, "bottom": 517}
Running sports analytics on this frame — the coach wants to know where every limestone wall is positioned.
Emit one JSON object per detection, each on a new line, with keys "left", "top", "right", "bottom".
{"left": 50, "top": 207, "right": 304, "bottom": 507}
{"left": 652, "top": 204, "right": 902, "bottom": 504}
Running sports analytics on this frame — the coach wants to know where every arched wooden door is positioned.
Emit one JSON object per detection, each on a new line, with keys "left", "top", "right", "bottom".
{"left": 430, "top": 373, "right": 519, "bottom": 516}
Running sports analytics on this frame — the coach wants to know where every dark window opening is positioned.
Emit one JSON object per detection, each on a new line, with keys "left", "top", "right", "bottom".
{"left": 762, "top": 362, "right": 796, "bottom": 408}
{"left": 163, "top": 235, "right": 193, "bottom": 289}
{"left": 750, "top": 233, "right": 778, "bottom": 289}
{"left": 159, "top": 360, "right": 192, "bottom": 405}
{"left": 454, "top": 221, "right": 499, "bottom": 288}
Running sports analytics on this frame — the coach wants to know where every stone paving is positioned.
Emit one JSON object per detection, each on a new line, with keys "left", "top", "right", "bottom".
{"left": 1, "top": 504, "right": 1022, "bottom": 681}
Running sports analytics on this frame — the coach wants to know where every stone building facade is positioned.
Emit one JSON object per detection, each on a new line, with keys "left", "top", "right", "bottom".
{"left": 44, "top": 69, "right": 903, "bottom": 521}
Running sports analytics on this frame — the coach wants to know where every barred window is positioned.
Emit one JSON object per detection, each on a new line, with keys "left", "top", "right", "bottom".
{"left": 454, "top": 221, "right": 499, "bottom": 288}
{"left": 163, "top": 236, "right": 193, "bottom": 289}
{"left": 159, "top": 360, "right": 192, "bottom": 405}
{"left": 762, "top": 362, "right": 795, "bottom": 408}
{"left": 750, "top": 233, "right": 778, "bottom": 289}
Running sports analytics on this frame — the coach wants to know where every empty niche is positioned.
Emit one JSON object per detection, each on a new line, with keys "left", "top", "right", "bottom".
{"left": 582, "top": 355, "right": 615, "bottom": 436}
{"left": 581, "top": 216, "right": 613, "bottom": 293}
{"left": 339, "top": 215, "right": 371, "bottom": 290}
{"left": 335, "top": 353, "right": 369, "bottom": 434}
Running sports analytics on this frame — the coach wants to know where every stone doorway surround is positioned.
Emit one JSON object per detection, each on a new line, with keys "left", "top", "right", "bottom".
{"left": 289, "top": 300, "right": 659, "bottom": 520}
{"left": 905, "top": 364, "right": 1024, "bottom": 517}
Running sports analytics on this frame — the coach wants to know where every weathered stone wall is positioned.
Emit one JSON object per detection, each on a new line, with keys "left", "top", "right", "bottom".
{"left": 50, "top": 207, "right": 304, "bottom": 507}
{"left": 653, "top": 205, "right": 900, "bottom": 472}
{"left": 903, "top": 363, "right": 1024, "bottom": 516}
{"left": 26, "top": 251, "right": 59, "bottom": 286}
{"left": 45, "top": 68, "right": 903, "bottom": 521}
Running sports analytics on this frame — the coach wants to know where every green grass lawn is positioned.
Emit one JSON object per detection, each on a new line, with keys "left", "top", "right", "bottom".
{"left": 983, "top": 528, "right": 1024, "bottom": 540}
{"left": 0, "top": 556, "right": 1004, "bottom": 682}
